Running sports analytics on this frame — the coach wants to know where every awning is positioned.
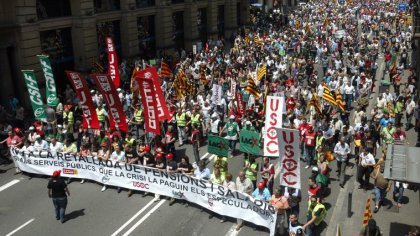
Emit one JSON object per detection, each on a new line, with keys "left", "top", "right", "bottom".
{"left": 384, "top": 144, "right": 420, "bottom": 184}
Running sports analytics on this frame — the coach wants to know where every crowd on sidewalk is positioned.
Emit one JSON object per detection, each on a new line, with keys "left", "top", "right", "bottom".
{"left": 2, "top": 0, "right": 420, "bottom": 235}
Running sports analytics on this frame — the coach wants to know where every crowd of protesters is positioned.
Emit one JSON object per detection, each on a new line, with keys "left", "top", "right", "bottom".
{"left": 1, "top": 0, "right": 420, "bottom": 235}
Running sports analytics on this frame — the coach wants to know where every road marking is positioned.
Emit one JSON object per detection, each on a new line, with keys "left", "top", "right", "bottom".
{"left": 0, "top": 179, "right": 20, "bottom": 192}
{"left": 200, "top": 152, "right": 210, "bottom": 160}
{"left": 224, "top": 161, "right": 281, "bottom": 235}
{"left": 111, "top": 200, "right": 156, "bottom": 236}
{"left": 225, "top": 224, "right": 240, "bottom": 236}
{"left": 122, "top": 200, "right": 166, "bottom": 236}
{"left": 6, "top": 218, "right": 34, "bottom": 236}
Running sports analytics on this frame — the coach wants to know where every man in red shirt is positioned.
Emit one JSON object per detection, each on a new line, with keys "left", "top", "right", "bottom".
{"left": 304, "top": 125, "right": 316, "bottom": 168}
{"left": 393, "top": 126, "right": 407, "bottom": 143}
{"left": 298, "top": 118, "right": 310, "bottom": 156}
{"left": 286, "top": 94, "right": 296, "bottom": 111}
{"left": 308, "top": 177, "right": 321, "bottom": 201}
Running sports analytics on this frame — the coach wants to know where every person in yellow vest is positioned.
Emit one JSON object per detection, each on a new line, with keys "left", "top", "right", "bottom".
{"left": 175, "top": 108, "right": 188, "bottom": 146}
{"left": 124, "top": 132, "right": 136, "bottom": 148}
{"left": 243, "top": 155, "right": 258, "bottom": 188}
{"left": 96, "top": 103, "right": 108, "bottom": 130}
{"left": 302, "top": 195, "right": 327, "bottom": 235}
{"left": 130, "top": 104, "right": 144, "bottom": 139}
{"left": 63, "top": 106, "right": 74, "bottom": 134}
{"left": 187, "top": 108, "right": 203, "bottom": 137}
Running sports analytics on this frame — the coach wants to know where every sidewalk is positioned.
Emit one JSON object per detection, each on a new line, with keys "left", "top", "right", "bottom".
{"left": 326, "top": 52, "right": 420, "bottom": 236}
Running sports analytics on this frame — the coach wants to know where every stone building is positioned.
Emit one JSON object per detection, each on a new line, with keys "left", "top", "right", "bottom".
{"left": 0, "top": 0, "right": 250, "bottom": 108}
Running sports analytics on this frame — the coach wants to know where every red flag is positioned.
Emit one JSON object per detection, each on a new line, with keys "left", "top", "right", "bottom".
{"left": 137, "top": 76, "right": 160, "bottom": 135}
{"left": 91, "top": 74, "right": 128, "bottom": 132}
{"left": 65, "top": 71, "right": 100, "bottom": 129}
{"left": 106, "top": 37, "right": 120, "bottom": 88}
{"left": 136, "top": 67, "right": 171, "bottom": 121}
{"left": 236, "top": 92, "right": 245, "bottom": 115}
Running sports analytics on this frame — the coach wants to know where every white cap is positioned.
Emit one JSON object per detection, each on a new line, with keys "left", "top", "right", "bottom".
{"left": 35, "top": 134, "right": 41, "bottom": 139}
{"left": 246, "top": 121, "right": 252, "bottom": 125}
{"left": 29, "top": 126, "right": 35, "bottom": 131}
{"left": 116, "top": 88, "right": 122, "bottom": 92}
{"left": 90, "top": 90, "right": 95, "bottom": 93}
{"left": 57, "top": 124, "right": 63, "bottom": 128}
{"left": 312, "top": 166, "right": 318, "bottom": 172}
{"left": 229, "top": 115, "right": 235, "bottom": 119}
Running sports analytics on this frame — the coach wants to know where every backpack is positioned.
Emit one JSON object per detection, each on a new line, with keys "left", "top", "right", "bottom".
{"left": 316, "top": 173, "right": 329, "bottom": 187}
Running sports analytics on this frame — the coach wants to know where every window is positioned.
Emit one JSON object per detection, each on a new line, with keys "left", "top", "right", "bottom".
{"left": 96, "top": 20, "right": 122, "bottom": 67}
{"left": 39, "top": 28, "right": 74, "bottom": 91}
{"left": 136, "top": 0, "right": 155, "bottom": 8}
{"left": 197, "top": 8, "right": 207, "bottom": 45}
{"left": 94, "top": 0, "right": 121, "bottom": 13}
{"left": 217, "top": 5, "right": 225, "bottom": 38}
{"left": 171, "top": 0, "right": 184, "bottom": 4}
{"left": 138, "top": 15, "right": 156, "bottom": 59}
{"left": 172, "top": 11, "right": 184, "bottom": 49}
{"left": 36, "top": 0, "right": 71, "bottom": 20}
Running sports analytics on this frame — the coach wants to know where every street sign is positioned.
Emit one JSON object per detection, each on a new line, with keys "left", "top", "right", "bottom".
{"left": 398, "top": 3, "right": 407, "bottom": 12}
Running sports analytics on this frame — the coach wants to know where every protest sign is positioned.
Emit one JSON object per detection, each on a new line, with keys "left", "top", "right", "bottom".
{"left": 239, "top": 130, "right": 260, "bottom": 155}
{"left": 22, "top": 70, "right": 46, "bottom": 121}
{"left": 38, "top": 55, "right": 57, "bottom": 107}
{"left": 263, "top": 96, "right": 284, "bottom": 157}
{"left": 277, "top": 128, "right": 301, "bottom": 189}
{"left": 207, "top": 135, "right": 229, "bottom": 157}
{"left": 10, "top": 148, "right": 276, "bottom": 235}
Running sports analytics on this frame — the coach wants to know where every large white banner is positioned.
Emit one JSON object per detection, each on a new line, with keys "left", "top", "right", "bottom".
{"left": 277, "top": 128, "right": 301, "bottom": 190}
{"left": 263, "top": 96, "right": 284, "bottom": 157}
{"left": 10, "top": 148, "right": 276, "bottom": 235}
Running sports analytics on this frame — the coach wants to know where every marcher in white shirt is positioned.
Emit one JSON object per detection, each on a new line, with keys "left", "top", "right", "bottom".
{"left": 376, "top": 93, "right": 387, "bottom": 110}
{"left": 49, "top": 138, "right": 64, "bottom": 153}
{"left": 382, "top": 89, "right": 393, "bottom": 103}
{"left": 358, "top": 148, "right": 376, "bottom": 190}
{"left": 33, "top": 135, "right": 49, "bottom": 151}
{"left": 344, "top": 82, "right": 355, "bottom": 108}
{"left": 405, "top": 95, "right": 416, "bottom": 130}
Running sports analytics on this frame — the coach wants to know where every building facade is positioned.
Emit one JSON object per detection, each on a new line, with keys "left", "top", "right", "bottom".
{"left": 0, "top": 0, "right": 250, "bottom": 108}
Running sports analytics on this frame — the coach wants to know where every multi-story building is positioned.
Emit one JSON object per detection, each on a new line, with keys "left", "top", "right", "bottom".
{"left": 0, "top": 0, "right": 250, "bottom": 108}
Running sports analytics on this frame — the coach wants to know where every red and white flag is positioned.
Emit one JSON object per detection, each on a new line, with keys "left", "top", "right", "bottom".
{"left": 106, "top": 37, "right": 120, "bottom": 88}
{"left": 263, "top": 96, "right": 284, "bottom": 157}
{"left": 277, "top": 128, "right": 301, "bottom": 189}
{"left": 65, "top": 71, "right": 100, "bottom": 129}
{"left": 235, "top": 92, "right": 245, "bottom": 115}
{"left": 91, "top": 74, "right": 128, "bottom": 132}
{"left": 136, "top": 67, "right": 171, "bottom": 121}
{"left": 136, "top": 76, "right": 160, "bottom": 135}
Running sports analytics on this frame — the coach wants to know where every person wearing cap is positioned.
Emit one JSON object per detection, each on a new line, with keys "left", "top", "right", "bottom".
{"left": 243, "top": 120, "right": 256, "bottom": 131}
{"left": 27, "top": 126, "right": 37, "bottom": 144}
{"left": 220, "top": 115, "right": 240, "bottom": 158}
{"left": 48, "top": 170, "right": 70, "bottom": 223}
{"left": 209, "top": 113, "right": 223, "bottom": 136}
{"left": 333, "top": 136, "right": 350, "bottom": 188}
{"left": 359, "top": 218, "right": 382, "bottom": 236}
{"left": 252, "top": 181, "right": 271, "bottom": 202}
{"left": 55, "top": 125, "right": 65, "bottom": 142}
